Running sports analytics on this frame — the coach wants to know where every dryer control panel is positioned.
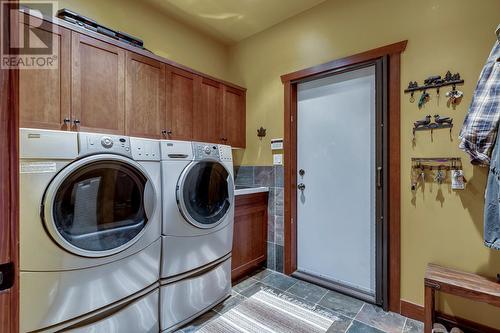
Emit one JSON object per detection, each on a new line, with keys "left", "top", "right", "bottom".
{"left": 218, "top": 145, "right": 232, "bottom": 162}
{"left": 79, "top": 132, "right": 132, "bottom": 158}
{"left": 193, "top": 142, "right": 220, "bottom": 160}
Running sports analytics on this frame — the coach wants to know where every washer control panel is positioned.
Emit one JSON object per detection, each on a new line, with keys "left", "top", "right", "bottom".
{"left": 101, "top": 136, "right": 114, "bottom": 148}
{"left": 79, "top": 132, "right": 132, "bottom": 157}
{"left": 193, "top": 142, "right": 220, "bottom": 160}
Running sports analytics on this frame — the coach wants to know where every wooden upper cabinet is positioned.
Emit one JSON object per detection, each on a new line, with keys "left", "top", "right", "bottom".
{"left": 71, "top": 32, "right": 125, "bottom": 134}
{"left": 125, "top": 52, "right": 165, "bottom": 139}
{"left": 194, "top": 77, "right": 222, "bottom": 143}
{"left": 166, "top": 67, "right": 197, "bottom": 140}
{"left": 19, "top": 17, "right": 71, "bottom": 130}
{"left": 222, "top": 85, "right": 246, "bottom": 148}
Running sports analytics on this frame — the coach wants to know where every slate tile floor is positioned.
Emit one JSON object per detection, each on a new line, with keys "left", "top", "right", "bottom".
{"left": 177, "top": 269, "right": 424, "bottom": 333}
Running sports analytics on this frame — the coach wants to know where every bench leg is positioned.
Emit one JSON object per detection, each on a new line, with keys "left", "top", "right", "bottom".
{"left": 424, "top": 286, "right": 435, "bottom": 333}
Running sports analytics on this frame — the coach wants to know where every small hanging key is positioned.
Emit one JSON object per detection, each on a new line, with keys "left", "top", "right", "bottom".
{"left": 434, "top": 169, "right": 446, "bottom": 184}
{"left": 418, "top": 90, "right": 430, "bottom": 109}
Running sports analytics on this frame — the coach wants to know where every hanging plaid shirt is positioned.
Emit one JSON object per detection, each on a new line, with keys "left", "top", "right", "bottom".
{"left": 459, "top": 41, "right": 500, "bottom": 166}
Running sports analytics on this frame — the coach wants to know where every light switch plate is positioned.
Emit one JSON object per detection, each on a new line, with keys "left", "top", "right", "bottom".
{"left": 271, "top": 138, "right": 283, "bottom": 150}
{"left": 273, "top": 154, "right": 283, "bottom": 165}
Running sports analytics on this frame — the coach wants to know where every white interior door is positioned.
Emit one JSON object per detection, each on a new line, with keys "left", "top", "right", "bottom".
{"left": 296, "top": 65, "right": 379, "bottom": 299}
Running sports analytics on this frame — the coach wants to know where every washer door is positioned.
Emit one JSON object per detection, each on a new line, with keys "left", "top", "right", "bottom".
{"left": 43, "top": 154, "right": 156, "bottom": 257}
{"left": 177, "top": 160, "right": 234, "bottom": 229}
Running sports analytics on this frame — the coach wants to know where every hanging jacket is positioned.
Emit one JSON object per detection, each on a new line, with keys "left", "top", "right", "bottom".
{"left": 484, "top": 130, "right": 500, "bottom": 250}
{"left": 458, "top": 41, "right": 500, "bottom": 165}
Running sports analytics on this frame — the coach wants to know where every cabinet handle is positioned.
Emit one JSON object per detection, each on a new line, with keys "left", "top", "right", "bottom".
{"left": 73, "top": 119, "right": 81, "bottom": 129}
{"left": 63, "top": 118, "right": 71, "bottom": 124}
{"left": 162, "top": 130, "right": 172, "bottom": 137}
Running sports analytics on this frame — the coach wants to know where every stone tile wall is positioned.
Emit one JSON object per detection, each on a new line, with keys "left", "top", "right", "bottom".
{"left": 234, "top": 165, "right": 284, "bottom": 273}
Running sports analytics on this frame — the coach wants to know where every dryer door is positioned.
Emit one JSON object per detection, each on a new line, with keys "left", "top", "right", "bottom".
{"left": 43, "top": 154, "right": 156, "bottom": 257}
{"left": 177, "top": 160, "right": 234, "bottom": 229}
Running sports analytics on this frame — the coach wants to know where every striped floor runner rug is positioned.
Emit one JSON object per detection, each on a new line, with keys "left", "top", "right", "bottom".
{"left": 199, "top": 290, "right": 336, "bottom": 333}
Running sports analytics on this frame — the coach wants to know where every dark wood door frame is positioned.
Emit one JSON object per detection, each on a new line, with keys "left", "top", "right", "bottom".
{"left": 0, "top": 0, "right": 19, "bottom": 332}
{"left": 280, "top": 40, "right": 407, "bottom": 313}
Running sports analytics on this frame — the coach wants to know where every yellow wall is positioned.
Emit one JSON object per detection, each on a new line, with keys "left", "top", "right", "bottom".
{"left": 27, "top": 0, "right": 500, "bottom": 327}
{"left": 54, "top": 0, "right": 230, "bottom": 80}
{"left": 228, "top": 0, "right": 500, "bottom": 328}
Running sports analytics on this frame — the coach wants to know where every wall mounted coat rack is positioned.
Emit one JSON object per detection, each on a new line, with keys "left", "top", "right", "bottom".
{"left": 405, "top": 71, "right": 464, "bottom": 94}
{"left": 405, "top": 71, "right": 464, "bottom": 105}
{"left": 413, "top": 115, "right": 453, "bottom": 139}
{"left": 411, "top": 157, "right": 465, "bottom": 191}
{"left": 411, "top": 157, "right": 462, "bottom": 170}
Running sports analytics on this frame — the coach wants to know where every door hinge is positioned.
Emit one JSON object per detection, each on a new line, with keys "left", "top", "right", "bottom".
{"left": 291, "top": 218, "right": 294, "bottom": 225}
{"left": 0, "top": 262, "right": 14, "bottom": 291}
{"left": 291, "top": 115, "right": 294, "bottom": 122}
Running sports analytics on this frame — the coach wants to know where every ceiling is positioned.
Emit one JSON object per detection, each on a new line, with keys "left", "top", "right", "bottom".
{"left": 143, "top": 0, "right": 327, "bottom": 44}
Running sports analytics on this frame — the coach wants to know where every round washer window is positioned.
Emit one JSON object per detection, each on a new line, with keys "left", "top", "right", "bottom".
{"left": 179, "top": 161, "right": 232, "bottom": 228}
{"left": 50, "top": 160, "right": 149, "bottom": 252}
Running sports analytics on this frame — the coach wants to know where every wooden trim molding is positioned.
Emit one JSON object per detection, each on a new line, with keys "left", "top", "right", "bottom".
{"left": 282, "top": 41, "right": 407, "bottom": 312}
{"left": 387, "top": 51, "right": 402, "bottom": 313}
{"left": 281, "top": 41, "right": 407, "bottom": 83}
{"left": 400, "top": 300, "right": 425, "bottom": 321}
{"left": 400, "top": 300, "right": 500, "bottom": 333}
{"left": 0, "top": 1, "right": 19, "bottom": 332}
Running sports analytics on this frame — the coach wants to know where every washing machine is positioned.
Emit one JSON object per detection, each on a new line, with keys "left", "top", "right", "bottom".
{"left": 159, "top": 140, "right": 234, "bottom": 332}
{"left": 19, "top": 128, "right": 162, "bottom": 333}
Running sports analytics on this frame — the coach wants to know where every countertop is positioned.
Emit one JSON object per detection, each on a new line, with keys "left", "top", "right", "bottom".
{"left": 234, "top": 186, "right": 269, "bottom": 196}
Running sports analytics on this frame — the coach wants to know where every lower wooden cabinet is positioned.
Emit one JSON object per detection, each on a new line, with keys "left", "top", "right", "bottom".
{"left": 232, "top": 192, "right": 268, "bottom": 281}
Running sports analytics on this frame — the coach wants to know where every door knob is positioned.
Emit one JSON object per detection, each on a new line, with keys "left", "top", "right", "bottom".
{"left": 297, "top": 183, "right": 306, "bottom": 191}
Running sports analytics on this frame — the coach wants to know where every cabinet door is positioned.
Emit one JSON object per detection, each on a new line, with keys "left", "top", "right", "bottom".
{"left": 71, "top": 33, "right": 125, "bottom": 134}
{"left": 125, "top": 52, "right": 165, "bottom": 139}
{"left": 193, "top": 77, "right": 222, "bottom": 143}
{"left": 166, "top": 67, "right": 196, "bottom": 140}
{"left": 232, "top": 193, "right": 268, "bottom": 281}
{"left": 222, "top": 86, "right": 246, "bottom": 148}
{"left": 19, "top": 17, "right": 71, "bottom": 130}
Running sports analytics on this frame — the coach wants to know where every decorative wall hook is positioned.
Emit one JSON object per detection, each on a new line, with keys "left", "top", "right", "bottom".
{"left": 412, "top": 114, "right": 453, "bottom": 139}
{"left": 411, "top": 157, "right": 465, "bottom": 190}
{"left": 257, "top": 127, "right": 267, "bottom": 140}
{"left": 404, "top": 71, "right": 464, "bottom": 106}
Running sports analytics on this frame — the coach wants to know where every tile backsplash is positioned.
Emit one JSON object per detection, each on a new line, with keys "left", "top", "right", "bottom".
{"left": 234, "top": 165, "right": 284, "bottom": 273}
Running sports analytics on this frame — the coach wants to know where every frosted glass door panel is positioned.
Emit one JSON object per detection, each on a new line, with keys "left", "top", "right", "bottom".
{"left": 297, "top": 66, "right": 376, "bottom": 296}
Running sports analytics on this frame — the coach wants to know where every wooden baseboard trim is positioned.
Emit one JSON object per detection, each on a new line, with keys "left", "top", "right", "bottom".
{"left": 400, "top": 300, "right": 500, "bottom": 333}
{"left": 231, "top": 257, "right": 266, "bottom": 282}
{"left": 400, "top": 300, "right": 424, "bottom": 321}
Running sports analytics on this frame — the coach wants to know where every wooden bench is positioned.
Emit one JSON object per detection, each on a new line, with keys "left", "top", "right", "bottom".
{"left": 424, "top": 263, "right": 500, "bottom": 333}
